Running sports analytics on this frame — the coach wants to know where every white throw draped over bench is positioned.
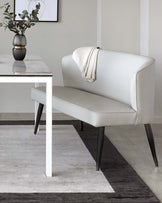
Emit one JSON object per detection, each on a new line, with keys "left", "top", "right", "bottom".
{"left": 31, "top": 49, "right": 158, "bottom": 170}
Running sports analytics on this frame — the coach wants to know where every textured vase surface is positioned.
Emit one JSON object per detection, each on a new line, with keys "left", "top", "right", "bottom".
{"left": 12, "top": 34, "right": 27, "bottom": 61}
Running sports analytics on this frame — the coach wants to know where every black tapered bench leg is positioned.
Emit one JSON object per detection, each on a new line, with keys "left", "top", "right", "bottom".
{"left": 144, "top": 124, "right": 158, "bottom": 167}
{"left": 80, "top": 121, "right": 84, "bottom": 131}
{"left": 96, "top": 127, "right": 105, "bottom": 171}
{"left": 34, "top": 103, "right": 44, "bottom": 134}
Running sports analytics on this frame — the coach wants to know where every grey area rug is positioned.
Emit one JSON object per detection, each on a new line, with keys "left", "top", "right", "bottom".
{"left": 0, "top": 120, "right": 160, "bottom": 203}
{"left": 0, "top": 125, "right": 113, "bottom": 193}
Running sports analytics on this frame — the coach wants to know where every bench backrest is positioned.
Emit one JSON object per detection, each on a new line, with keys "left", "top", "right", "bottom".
{"left": 62, "top": 50, "right": 154, "bottom": 112}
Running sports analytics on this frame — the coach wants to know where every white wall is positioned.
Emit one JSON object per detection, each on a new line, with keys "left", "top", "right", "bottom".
{"left": 140, "top": 0, "right": 149, "bottom": 56}
{"left": 101, "top": 0, "right": 140, "bottom": 54}
{"left": 0, "top": 0, "right": 97, "bottom": 113}
{"left": 150, "top": 0, "right": 162, "bottom": 122}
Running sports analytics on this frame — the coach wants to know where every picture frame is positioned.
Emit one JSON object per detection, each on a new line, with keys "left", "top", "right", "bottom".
{"left": 14, "top": 0, "right": 59, "bottom": 22}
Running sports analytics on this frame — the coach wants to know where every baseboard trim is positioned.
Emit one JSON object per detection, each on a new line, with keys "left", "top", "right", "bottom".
{"left": 0, "top": 120, "right": 35, "bottom": 125}
{"left": 0, "top": 120, "right": 78, "bottom": 125}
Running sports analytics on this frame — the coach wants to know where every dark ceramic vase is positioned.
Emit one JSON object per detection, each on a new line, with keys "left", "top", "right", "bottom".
{"left": 12, "top": 34, "right": 27, "bottom": 61}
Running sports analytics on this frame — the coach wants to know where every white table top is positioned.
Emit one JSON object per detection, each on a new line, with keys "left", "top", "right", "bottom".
{"left": 0, "top": 55, "right": 53, "bottom": 76}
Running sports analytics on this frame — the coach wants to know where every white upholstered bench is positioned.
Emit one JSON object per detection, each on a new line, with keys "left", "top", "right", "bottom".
{"left": 31, "top": 50, "right": 158, "bottom": 170}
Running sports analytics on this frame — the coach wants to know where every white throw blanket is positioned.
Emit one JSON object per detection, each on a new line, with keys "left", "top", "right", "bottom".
{"left": 72, "top": 47, "right": 100, "bottom": 82}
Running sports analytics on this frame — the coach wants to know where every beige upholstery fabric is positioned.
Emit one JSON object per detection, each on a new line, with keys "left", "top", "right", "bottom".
{"left": 31, "top": 50, "right": 155, "bottom": 127}
{"left": 31, "top": 86, "right": 136, "bottom": 127}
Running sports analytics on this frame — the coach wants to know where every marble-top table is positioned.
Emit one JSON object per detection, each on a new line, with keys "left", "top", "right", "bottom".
{"left": 0, "top": 55, "right": 53, "bottom": 177}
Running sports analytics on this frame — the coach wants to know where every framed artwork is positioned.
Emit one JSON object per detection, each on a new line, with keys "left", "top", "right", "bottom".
{"left": 14, "top": 0, "right": 59, "bottom": 22}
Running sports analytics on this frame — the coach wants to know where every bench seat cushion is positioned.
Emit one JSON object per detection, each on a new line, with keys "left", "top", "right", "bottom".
{"left": 31, "top": 86, "right": 136, "bottom": 127}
